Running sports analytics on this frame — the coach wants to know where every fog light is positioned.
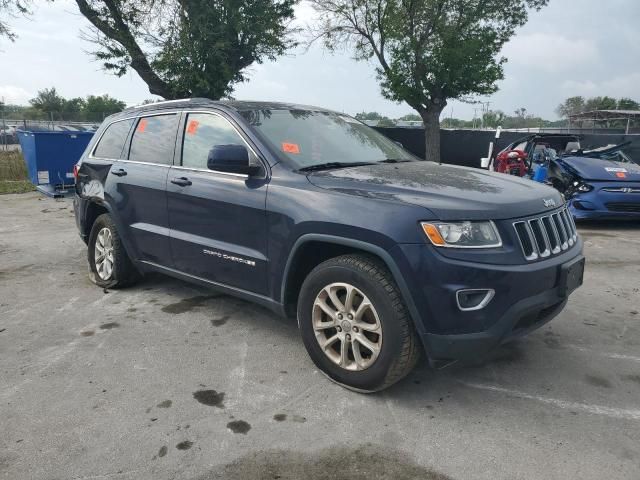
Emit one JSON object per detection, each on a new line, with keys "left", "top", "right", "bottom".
{"left": 456, "top": 289, "right": 495, "bottom": 311}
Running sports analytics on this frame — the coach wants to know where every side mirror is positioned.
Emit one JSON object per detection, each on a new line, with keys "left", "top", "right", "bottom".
{"left": 207, "top": 144, "right": 261, "bottom": 176}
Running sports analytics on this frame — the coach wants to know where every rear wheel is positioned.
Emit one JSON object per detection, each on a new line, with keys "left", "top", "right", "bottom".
{"left": 298, "top": 254, "right": 420, "bottom": 392}
{"left": 87, "top": 213, "right": 139, "bottom": 288}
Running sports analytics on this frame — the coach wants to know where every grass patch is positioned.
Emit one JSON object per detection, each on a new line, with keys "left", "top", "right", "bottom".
{"left": 0, "top": 150, "right": 35, "bottom": 194}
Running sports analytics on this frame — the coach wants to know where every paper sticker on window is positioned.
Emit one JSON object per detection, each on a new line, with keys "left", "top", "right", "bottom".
{"left": 616, "top": 172, "right": 627, "bottom": 178}
{"left": 137, "top": 119, "right": 148, "bottom": 133}
{"left": 282, "top": 142, "right": 300, "bottom": 154}
{"left": 605, "top": 167, "right": 627, "bottom": 173}
{"left": 186, "top": 120, "right": 200, "bottom": 135}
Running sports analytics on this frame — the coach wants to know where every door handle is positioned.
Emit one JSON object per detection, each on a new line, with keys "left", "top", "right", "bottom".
{"left": 171, "top": 177, "right": 192, "bottom": 187}
{"left": 111, "top": 168, "right": 127, "bottom": 177}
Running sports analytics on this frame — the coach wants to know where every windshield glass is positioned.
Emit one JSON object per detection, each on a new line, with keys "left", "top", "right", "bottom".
{"left": 597, "top": 150, "right": 633, "bottom": 164}
{"left": 238, "top": 109, "right": 416, "bottom": 168}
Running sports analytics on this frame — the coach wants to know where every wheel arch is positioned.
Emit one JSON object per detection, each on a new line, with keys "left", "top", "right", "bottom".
{"left": 83, "top": 200, "right": 110, "bottom": 239}
{"left": 280, "top": 234, "right": 425, "bottom": 335}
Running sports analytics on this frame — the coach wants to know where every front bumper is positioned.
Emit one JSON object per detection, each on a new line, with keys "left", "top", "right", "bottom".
{"left": 569, "top": 183, "right": 640, "bottom": 220}
{"left": 391, "top": 240, "right": 584, "bottom": 364}
{"left": 422, "top": 290, "right": 567, "bottom": 363}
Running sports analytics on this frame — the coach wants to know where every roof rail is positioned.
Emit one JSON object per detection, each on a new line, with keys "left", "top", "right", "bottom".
{"left": 125, "top": 98, "right": 211, "bottom": 110}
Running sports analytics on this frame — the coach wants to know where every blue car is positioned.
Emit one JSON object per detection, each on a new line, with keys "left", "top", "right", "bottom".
{"left": 546, "top": 144, "right": 640, "bottom": 220}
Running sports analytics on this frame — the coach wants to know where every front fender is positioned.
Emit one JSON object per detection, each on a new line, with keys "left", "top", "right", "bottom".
{"left": 279, "top": 233, "right": 427, "bottom": 337}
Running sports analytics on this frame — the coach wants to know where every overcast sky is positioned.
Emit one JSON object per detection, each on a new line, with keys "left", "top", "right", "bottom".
{"left": 1, "top": 0, "right": 638, "bottom": 120}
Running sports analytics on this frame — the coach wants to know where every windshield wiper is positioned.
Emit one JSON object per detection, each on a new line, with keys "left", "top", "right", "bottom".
{"left": 378, "top": 158, "right": 413, "bottom": 163}
{"left": 298, "top": 162, "right": 375, "bottom": 172}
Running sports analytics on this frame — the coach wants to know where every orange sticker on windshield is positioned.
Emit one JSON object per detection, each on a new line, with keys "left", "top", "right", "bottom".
{"left": 282, "top": 142, "right": 300, "bottom": 154}
{"left": 186, "top": 120, "right": 199, "bottom": 135}
{"left": 137, "top": 119, "right": 148, "bottom": 133}
{"left": 616, "top": 172, "right": 626, "bottom": 178}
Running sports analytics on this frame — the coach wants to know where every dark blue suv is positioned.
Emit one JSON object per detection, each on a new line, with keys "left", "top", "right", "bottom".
{"left": 74, "top": 99, "right": 585, "bottom": 392}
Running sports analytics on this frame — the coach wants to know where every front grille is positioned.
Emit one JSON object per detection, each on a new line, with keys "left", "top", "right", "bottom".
{"left": 606, "top": 202, "right": 640, "bottom": 213}
{"left": 513, "top": 206, "right": 577, "bottom": 261}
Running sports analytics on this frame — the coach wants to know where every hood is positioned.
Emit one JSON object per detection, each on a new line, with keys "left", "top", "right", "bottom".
{"left": 307, "top": 161, "right": 564, "bottom": 220}
{"left": 561, "top": 156, "right": 640, "bottom": 182}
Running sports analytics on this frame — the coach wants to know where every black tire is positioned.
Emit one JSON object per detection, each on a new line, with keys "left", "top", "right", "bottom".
{"left": 297, "top": 254, "right": 421, "bottom": 392}
{"left": 87, "top": 213, "right": 139, "bottom": 288}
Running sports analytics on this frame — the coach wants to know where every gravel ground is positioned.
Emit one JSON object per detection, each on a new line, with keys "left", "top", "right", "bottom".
{"left": 1, "top": 192, "right": 639, "bottom": 480}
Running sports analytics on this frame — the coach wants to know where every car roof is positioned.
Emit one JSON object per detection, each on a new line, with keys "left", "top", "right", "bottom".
{"left": 117, "top": 98, "right": 337, "bottom": 117}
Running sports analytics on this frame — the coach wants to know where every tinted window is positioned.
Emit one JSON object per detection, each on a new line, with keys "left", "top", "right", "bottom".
{"left": 239, "top": 109, "right": 414, "bottom": 168}
{"left": 181, "top": 113, "right": 256, "bottom": 169}
{"left": 129, "top": 114, "right": 179, "bottom": 165}
{"left": 93, "top": 119, "right": 133, "bottom": 159}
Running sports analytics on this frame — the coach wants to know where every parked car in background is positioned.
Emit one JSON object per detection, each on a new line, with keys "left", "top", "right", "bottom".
{"left": 0, "top": 125, "right": 17, "bottom": 144}
{"left": 490, "top": 133, "right": 640, "bottom": 220}
{"left": 547, "top": 143, "right": 640, "bottom": 219}
{"left": 74, "top": 99, "right": 584, "bottom": 392}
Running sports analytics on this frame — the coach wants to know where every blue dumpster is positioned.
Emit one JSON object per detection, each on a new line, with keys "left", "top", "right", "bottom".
{"left": 17, "top": 130, "right": 94, "bottom": 197}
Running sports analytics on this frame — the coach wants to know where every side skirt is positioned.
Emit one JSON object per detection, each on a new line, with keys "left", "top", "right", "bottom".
{"left": 139, "top": 260, "right": 286, "bottom": 317}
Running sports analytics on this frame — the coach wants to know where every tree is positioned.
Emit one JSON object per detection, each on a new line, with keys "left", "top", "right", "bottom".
{"left": 618, "top": 98, "right": 639, "bottom": 111}
{"left": 355, "top": 111, "right": 385, "bottom": 121}
{"left": 0, "top": 0, "right": 31, "bottom": 41}
{"left": 556, "top": 96, "right": 585, "bottom": 118}
{"left": 83, "top": 94, "right": 126, "bottom": 121}
{"left": 310, "top": 0, "right": 547, "bottom": 162}
{"left": 28, "top": 88, "right": 126, "bottom": 120}
{"left": 584, "top": 96, "right": 617, "bottom": 112}
{"left": 75, "top": 0, "right": 297, "bottom": 99}
{"left": 482, "top": 110, "right": 506, "bottom": 129}
{"left": 29, "top": 87, "right": 66, "bottom": 117}
{"left": 355, "top": 111, "right": 396, "bottom": 126}
{"left": 398, "top": 113, "right": 421, "bottom": 121}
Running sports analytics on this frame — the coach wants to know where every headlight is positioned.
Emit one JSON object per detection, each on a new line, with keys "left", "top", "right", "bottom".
{"left": 577, "top": 183, "right": 593, "bottom": 192}
{"left": 421, "top": 221, "right": 502, "bottom": 248}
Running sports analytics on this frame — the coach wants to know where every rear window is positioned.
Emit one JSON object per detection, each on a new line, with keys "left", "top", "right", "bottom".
{"left": 93, "top": 119, "right": 133, "bottom": 159}
{"left": 128, "top": 114, "right": 180, "bottom": 165}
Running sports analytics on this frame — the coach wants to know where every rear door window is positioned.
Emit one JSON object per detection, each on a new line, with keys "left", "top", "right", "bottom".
{"left": 128, "top": 114, "right": 180, "bottom": 165}
{"left": 93, "top": 119, "right": 134, "bottom": 159}
{"left": 181, "top": 113, "right": 257, "bottom": 170}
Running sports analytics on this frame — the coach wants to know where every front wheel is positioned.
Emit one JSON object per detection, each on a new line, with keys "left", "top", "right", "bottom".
{"left": 297, "top": 254, "right": 421, "bottom": 392}
{"left": 87, "top": 213, "right": 139, "bottom": 288}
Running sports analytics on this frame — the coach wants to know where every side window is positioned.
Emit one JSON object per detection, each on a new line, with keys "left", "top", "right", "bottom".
{"left": 181, "top": 113, "right": 257, "bottom": 170}
{"left": 93, "top": 119, "right": 133, "bottom": 159}
{"left": 128, "top": 114, "right": 180, "bottom": 165}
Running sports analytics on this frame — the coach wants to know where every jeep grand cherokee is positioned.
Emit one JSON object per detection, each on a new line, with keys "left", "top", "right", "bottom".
{"left": 74, "top": 99, "right": 585, "bottom": 392}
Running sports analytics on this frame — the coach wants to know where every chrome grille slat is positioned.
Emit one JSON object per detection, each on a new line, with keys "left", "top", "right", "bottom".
{"left": 513, "top": 206, "right": 578, "bottom": 261}
{"left": 561, "top": 209, "right": 576, "bottom": 245}
{"left": 542, "top": 216, "right": 561, "bottom": 254}
{"left": 552, "top": 212, "right": 569, "bottom": 250}
{"left": 528, "top": 218, "right": 550, "bottom": 258}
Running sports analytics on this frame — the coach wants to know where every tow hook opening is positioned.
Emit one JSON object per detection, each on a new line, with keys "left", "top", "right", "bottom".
{"left": 456, "top": 289, "right": 495, "bottom": 311}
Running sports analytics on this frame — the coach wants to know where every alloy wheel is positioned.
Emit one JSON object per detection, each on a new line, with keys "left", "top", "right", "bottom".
{"left": 312, "top": 282, "right": 382, "bottom": 371}
{"left": 94, "top": 227, "right": 115, "bottom": 280}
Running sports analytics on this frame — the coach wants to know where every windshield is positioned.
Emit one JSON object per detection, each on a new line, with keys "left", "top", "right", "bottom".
{"left": 238, "top": 109, "right": 416, "bottom": 168}
{"left": 597, "top": 150, "right": 634, "bottom": 164}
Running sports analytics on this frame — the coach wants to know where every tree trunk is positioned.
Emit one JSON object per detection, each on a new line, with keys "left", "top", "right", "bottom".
{"left": 419, "top": 106, "right": 444, "bottom": 163}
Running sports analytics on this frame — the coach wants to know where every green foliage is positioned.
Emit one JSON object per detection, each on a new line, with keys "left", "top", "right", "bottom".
{"left": 0, "top": 0, "right": 32, "bottom": 41}
{"left": 398, "top": 114, "right": 421, "bottom": 122}
{"left": 311, "top": 0, "right": 548, "bottom": 161}
{"left": 556, "top": 95, "right": 640, "bottom": 120}
{"left": 584, "top": 96, "right": 617, "bottom": 112}
{"left": 618, "top": 98, "right": 640, "bottom": 111}
{"left": 24, "top": 87, "right": 126, "bottom": 121}
{"left": 0, "top": 151, "right": 35, "bottom": 194}
{"left": 355, "top": 111, "right": 396, "bottom": 126}
{"left": 83, "top": 94, "right": 126, "bottom": 121}
{"left": 77, "top": 0, "right": 297, "bottom": 99}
